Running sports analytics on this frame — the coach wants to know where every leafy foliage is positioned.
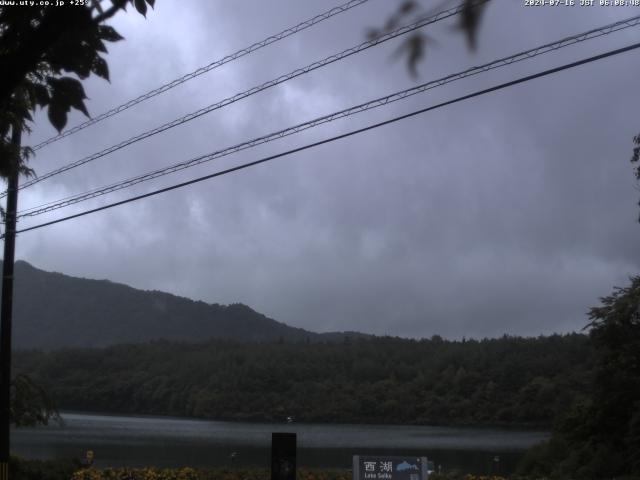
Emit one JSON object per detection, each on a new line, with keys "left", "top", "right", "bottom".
{"left": 0, "top": 0, "right": 155, "bottom": 177}
{"left": 14, "top": 334, "right": 593, "bottom": 427}
{"left": 632, "top": 133, "right": 640, "bottom": 221}
{"left": 518, "top": 277, "right": 640, "bottom": 478}
{"left": 370, "top": 0, "right": 489, "bottom": 76}
{"left": 71, "top": 468, "right": 352, "bottom": 480}
{"left": 10, "top": 373, "right": 60, "bottom": 427}
{"left": 9, "top": 456, "right": 81, "bottom": 480}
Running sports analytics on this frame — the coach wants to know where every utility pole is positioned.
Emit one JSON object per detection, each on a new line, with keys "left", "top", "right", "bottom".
{"left": 0, "top": 126, "right": 21, "bottom": 480}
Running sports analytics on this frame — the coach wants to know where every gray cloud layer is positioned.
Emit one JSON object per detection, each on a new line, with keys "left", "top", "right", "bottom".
{"left": 10, "top": 0, "right": 640, "bottom": 338}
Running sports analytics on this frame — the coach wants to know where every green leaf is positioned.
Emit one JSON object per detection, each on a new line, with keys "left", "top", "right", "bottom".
{"left": 405, "top": 34, "right": 424, "bottom": 78}
{"left": 98, "top": 25, "right": 124, "bottom": 43}
{"left": 393, "top": 33, "right": 426, "bottom": 78}
{"left": 632, "top": 134, "right": 640, "bottom": 166}
{"left": 146, "top": 0, "right": 155, "bottom": 7}
{"left": 47, "top": 103, "right": 67, "bottom": 132}
{"left": 31, "top": 83, "right": 50, "bottom": 107}
{"left": 457, "top": 0, "right": 488, "bottom": 51}
{"left": 48, "top": 77, "right": 89, "bottom": 118}
{"left": 134, "top": 0, "right": 147, "bottom": 16}
{"left": 399, "top": 1, "right": 415, "bottom": 14}
{"left": 47, "top": 40, "right": 95, "bottom": 79}
{"left": 91, "top": 57, "right": 110, "bottom": 81}
{"left": 93, "top": 38, "right": 108, "bottom": 54}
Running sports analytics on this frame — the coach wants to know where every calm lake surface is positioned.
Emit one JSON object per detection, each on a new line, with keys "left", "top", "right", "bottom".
{"left": 11, "top": 412, "right": 549, "bottom": 474}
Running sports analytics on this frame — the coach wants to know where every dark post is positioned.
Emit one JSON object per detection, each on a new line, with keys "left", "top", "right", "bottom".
{"left": 271, "top": 432, "right": 296, "bottom": 480}
{"left": 0, "top": 126, "right": 21, "bottom": 480}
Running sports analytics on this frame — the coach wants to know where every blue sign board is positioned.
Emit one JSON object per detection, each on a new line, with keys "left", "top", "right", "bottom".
{"left": 353, "top": 456, "right": 429, "bottom": 480}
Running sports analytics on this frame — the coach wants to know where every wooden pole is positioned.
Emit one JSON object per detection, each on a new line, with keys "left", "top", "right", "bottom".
{"left": 0, "top": 126, "right": 21, "bottom": 480}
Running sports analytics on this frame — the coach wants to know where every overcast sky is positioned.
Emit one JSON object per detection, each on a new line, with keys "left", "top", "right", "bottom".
{"left": 8, "top": 0, "right": 640, "bottom": 339}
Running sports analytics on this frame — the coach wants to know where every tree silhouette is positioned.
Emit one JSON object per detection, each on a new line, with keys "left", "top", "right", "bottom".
{"left": 631, "top": 134, "right": 640, "bottom": 221}
{"left": 10, "top": 374, "right": 59, "bottom": 427}
{"left": 0, "top": 0, "right": 156, "bottom": 177}
{"left": 519, "top": 278, "right": 640, "bottom": 478}
{"left": 0, "top": 0, "right": 156, "bottom": 428}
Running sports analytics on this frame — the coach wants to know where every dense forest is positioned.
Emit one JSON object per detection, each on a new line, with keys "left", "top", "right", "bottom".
{"left": 518, "top": 276, "right": 640, "bottom": 478}
{"left": 14, "top": 334, "right": 592, "bottom": 427}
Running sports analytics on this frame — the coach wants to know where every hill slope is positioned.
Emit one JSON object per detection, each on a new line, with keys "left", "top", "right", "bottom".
{"left": 13, "top": 334, "right": 594, "bottom": 426}
{"left": 8, "top": 260, "right": 360, "bottom": 349}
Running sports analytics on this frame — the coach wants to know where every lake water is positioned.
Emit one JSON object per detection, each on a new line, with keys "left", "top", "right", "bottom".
{"left": 11, "top": 412, "right": 548, "bottom": 474}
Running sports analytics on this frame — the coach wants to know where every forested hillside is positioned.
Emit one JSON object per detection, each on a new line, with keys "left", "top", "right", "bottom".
{"left": 14, "top": 334, "right": 593, "bottom": 427}
{"left": 518, "top": 277, "right": 640, "bottom": 478}
{"left": 9, "top": 260, "right": 366, "bottom": 349}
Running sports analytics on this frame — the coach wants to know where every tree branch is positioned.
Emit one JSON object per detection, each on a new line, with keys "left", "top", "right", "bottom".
{"left": 93, "top": 0, "right": 128, "bottom": 24}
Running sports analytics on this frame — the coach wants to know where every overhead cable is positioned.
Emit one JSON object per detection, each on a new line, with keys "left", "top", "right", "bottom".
{"left": 11, "top": 1, "right": 484, "bottom": 197}
{"left": 10, "top": 41, "right": 640, "bottom": 237}
{"left": 31, "top": 0, "right": 372, "bottom": 151}
{"left": 17, "top": 14, "right": 640, "bottom": 219}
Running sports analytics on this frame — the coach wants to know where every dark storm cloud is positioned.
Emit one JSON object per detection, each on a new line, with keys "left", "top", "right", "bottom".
{"left": 11, "top": 0, "right": 640, "bottom": 338}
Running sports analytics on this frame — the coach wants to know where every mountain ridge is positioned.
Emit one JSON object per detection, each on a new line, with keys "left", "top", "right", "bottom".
{"left": 6, "top": 260, "right": 369, "bottom": 349}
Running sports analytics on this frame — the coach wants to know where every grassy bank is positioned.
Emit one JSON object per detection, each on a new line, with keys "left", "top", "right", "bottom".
{"left": 11, "top": 458, "right": 514, "bottom": 480}
{"left": 9, "top": 456, "right": 81, "bottom": 480}
{"left": 20, "top": 458, "right": 640, "bottom": 480}
{"left": 69, "top": 469, "right": 510, "bottom": 480}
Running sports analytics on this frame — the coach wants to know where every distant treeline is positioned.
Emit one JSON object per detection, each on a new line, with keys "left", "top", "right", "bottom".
{"left": 13, "top": 334, "right": 593, "bottom": 427}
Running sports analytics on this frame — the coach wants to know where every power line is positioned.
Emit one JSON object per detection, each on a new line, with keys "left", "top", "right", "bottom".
{"left": 17, "top": 14, "right": 640, "bottom": 219}
{"left": 10, "top": 41, "right": 640, "bottom": 238}
{"left": 31, "top": 0, "right": 372, "bottom": 151}
{"left": 10, "top": 1, "right": 481, "bottom": 197}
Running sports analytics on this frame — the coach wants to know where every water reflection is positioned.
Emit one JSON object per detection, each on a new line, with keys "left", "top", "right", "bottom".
{"left": 11, "top": 412, "right": 548, "bottom": 474}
